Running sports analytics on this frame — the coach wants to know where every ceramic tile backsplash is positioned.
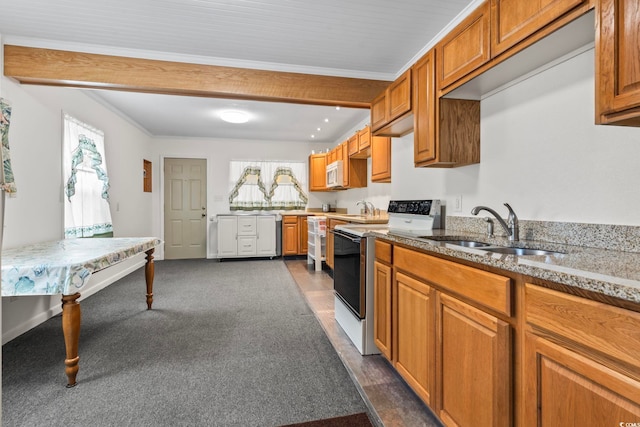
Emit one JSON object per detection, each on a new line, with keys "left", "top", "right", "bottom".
{"left": 446, "top": 216, "right": 640, "bottom": 253}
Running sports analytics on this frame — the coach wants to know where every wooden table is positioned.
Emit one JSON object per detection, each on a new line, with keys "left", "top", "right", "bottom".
{"left": 1, "top": 237, "right": 162, "bottom": 387}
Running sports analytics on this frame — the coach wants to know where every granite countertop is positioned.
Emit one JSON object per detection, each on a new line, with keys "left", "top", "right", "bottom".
{"left": 371, "top": 228, "right": 640, "bottom": 305}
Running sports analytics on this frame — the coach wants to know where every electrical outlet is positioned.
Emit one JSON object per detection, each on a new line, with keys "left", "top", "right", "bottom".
{"left": 454, "top": 195, "right": 462, "bottom": 213}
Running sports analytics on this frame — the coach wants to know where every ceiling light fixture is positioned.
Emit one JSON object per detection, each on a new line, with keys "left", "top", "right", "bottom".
{"left": 324, "top": 118, "right": 329, "bottom": 123}
{"left": 219, "top": 110, "right": 250, "bottom": 124}
{"left": 335, "top": 106, "right": 341, "bottom": 111}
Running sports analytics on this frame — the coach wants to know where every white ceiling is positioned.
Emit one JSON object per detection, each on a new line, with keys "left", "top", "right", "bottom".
{"left": 0, "top": 0, "right": 476, "bottom": 142}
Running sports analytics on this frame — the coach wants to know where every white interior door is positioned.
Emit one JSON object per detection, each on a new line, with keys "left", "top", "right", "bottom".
{"left": 164, "top": 158, "right": 207, "bottom": 259}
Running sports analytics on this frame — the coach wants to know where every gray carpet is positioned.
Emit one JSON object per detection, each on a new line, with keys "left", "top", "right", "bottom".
{"left": 2, "top": 259, "right": 368, "bottom": 426}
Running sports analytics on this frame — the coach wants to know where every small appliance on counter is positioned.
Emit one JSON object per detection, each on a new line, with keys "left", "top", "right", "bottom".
{"left": 331, "top": 200, "right": 442, "bottom": 356}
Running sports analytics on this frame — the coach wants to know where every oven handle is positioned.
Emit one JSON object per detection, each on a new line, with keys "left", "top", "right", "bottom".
{"left": 330, "top": 229, "right": 361, "bottom": 243}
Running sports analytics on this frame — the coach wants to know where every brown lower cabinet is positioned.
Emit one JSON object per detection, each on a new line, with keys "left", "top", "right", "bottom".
{"left": 282, "top": 215, "right": 309, "bottom": 256}
{"left": 524, "top": 284, "right": 640, "bottom": 426}
{"left": 374, "top": 239, "right": 640, "bottom": 426}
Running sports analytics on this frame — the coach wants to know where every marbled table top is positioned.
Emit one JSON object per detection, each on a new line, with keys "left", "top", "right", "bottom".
{"left": 1, "top": 237, "right": 161, "bottom": 296}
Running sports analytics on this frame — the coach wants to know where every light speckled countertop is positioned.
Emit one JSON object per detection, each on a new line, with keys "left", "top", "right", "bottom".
{"left": 324, "top": 213, "right": 389, "bottom": 224}
{"left": 371, "top": 228, "right": 640, "bottom": 305}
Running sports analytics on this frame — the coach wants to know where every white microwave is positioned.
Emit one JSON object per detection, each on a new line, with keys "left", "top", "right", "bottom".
{"left": 326, "top": 160, "right": 344, "bottom": 188}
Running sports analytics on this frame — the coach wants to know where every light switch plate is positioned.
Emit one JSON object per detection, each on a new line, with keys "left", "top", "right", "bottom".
{"left": 454, "top": 195, "right": 462, "bottom": 213}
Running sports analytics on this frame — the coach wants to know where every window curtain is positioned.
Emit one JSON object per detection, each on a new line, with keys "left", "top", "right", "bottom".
{"left": 63, "top": 114, "right": 113, "bottom": 238}
{"left": 229, "top": 160, "right": 308, "bottom": 210}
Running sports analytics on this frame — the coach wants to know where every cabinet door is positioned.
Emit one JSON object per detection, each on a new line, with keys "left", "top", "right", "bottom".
{"left": 341, "top": 142, "right": 350, "bottom": 187}
{"left": 387, "top": 69, "right": 412, "bottom": 122}
{"left": 370, "top": 92, "right": 387, "bottom": 131}
{"left": 256, "top": 216, "right": 275, "bottom": 256}
{"left": 371, "top": 136, "right": 391, "bottom": 183}
{"left": 282, "top": 218, "right": 299, "bottom": 255}
{"left": 596, "top": 0, "right": 640, "bottom": 126}
{"left": 217, "top": 216, "right": 238, "bottom": 257}
{"left": 347, "top": 134, "right": 358, "bottom": 157}
{"left": 413, "top": 50, "right": 437, "bottom": 166}
{"left": 491, "top": 0, "right": 588, "bottom": 56}
{"left": 309, "top": 154, "right": 327, "bottom": 191}
{"left": 298, "top": 216, "right": 308, "bottom": 255}
{"left": 357, "top": 126, "right": 371, "bottom": 152}
{"left": 394, "top": 272, "right": 435, "bottom": 406}
{"left": 524, "top": 333, "right": 640, "bottom": 427}
{"left": 373, "top": 261, "right": 392, "bottom": 360}
{"left": 437, "top": 0, "right": 490, "bottom": 90}
{"left": 437, "top": 293, "right": 511, "bottom": 427}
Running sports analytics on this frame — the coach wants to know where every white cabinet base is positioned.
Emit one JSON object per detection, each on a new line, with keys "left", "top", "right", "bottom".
{"left": 217, "top": 215, "right": 276, "bottom": 259}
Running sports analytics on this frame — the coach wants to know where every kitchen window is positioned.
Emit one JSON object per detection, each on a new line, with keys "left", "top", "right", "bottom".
{"left": 228, "top": 160, "right": 307, "bottom": 211}
{"left": 63, "top": 113, "right": 113, "bottom": 238}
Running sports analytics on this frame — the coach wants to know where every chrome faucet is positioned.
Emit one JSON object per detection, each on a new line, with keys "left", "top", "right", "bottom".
{"left": 356, "top": 200, "right": 376, "bottom": 216}
{"left": 471, "top": 203, "right": 519, "bottom": 241}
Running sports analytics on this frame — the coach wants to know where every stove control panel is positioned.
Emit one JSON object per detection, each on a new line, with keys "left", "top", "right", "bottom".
{"left": 387, "top": 200, "right": 440, "bottom": 216}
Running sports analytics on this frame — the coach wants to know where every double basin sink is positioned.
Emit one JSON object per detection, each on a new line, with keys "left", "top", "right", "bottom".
{"left": 422, "top": 236, "right": 565, "bottom": 257}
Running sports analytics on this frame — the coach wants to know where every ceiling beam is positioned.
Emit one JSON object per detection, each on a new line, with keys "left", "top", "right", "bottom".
{"left": 3, "top": 45, "right": 391, "bottom": 108}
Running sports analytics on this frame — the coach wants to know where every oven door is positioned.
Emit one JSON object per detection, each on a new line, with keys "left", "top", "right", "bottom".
{"left": 332, "top": 229, "right": 365, "bottom": 319}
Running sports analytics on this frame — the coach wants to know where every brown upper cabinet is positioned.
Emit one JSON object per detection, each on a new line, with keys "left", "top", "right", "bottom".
{"left": 357, "top": 126, "right": 371, "bottom": 155}
{"left": 309, "top": 153, "right": 328, "bottom": 192}
{"left": 437, "top": 1, "right": 491, "bottom": 91}
{"left": 596, "top": 0, "right": 640, "bottom": 126}
{"left": 350, "top": 126, "right": 372, "bottom": 159}
{"left": 438, "top": 0, "right": 593, "bottom": 97}
{"left": 414, "top": 50, "right": 481, "bottom": 168}
{"left": 371, "top": 69, "right": 414, "bottom": 137}
{"left": 371, "top": 135, "right": 392, "bottom": 182}
{"left": 491, "top": 0, "right": 589, "bottom": 57}
{"left": 347, "top": 133, "right": 359, "bottom": 157}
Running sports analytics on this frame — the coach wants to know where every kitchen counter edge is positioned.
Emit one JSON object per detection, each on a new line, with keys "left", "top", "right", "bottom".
{"left": 372, "top": 229, "right": 640, "bottom": 305}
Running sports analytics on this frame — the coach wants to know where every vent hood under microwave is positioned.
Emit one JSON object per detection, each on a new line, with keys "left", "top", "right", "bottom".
{"left": 326, "top": 160, "right": 344, "bottom": 188}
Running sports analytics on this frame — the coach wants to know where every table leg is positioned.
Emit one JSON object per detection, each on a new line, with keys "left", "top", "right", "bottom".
{"left": 145, "top": 248, "right": 155, "bottom": 310}
{"left": 61, "top": 293, "right": 81, "bottom": 388}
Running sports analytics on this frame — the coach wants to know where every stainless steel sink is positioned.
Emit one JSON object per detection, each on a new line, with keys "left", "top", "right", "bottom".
{"left": 482, "top": 247, "right": 565, "bottom": 256}
{"left": 439, "top": 240, "right": 492, "bottom": 248}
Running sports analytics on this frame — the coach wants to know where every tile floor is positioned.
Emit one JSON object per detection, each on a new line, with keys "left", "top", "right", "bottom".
{"left": 285, "top": 259, "right": 443, "bottom": 427}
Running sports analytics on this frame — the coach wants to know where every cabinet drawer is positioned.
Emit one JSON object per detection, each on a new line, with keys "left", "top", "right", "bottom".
{"left": 375, "top": 240, "right": 392, "bottom": 264}
{"left": 237, "top": 216, "right": 257, "bottom": 235}
{"left": 283, "top": 215, "right": 298, "bottom": 224}
{"left": 394, "top": 246, "right": 511, "bottom": 316}
{"left": 526, "top": 284, "right": 640, "bottom": 371}
{"left": 237, "top": 236, "right": 256, "bottom": 255}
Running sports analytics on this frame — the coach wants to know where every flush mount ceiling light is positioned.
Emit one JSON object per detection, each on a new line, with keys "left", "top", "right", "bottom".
{"left": 219, "top": 110, "right": 250, "bottom": 124}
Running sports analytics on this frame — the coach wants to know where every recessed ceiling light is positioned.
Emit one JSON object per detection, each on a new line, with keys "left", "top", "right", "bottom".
{"left": 219, "top": 110, "right": 250, "bottom": 124}
{"left": 335, "top": 106, "right": 341, "bottom": 111}
{"left": 324, "top": 118, "right": 329, "bottom": 123}
{"left": 311, "top": 134, "right": 315, "bottom": 138}
{"left": 317, "top": 127, "right": 321, "bottom": 131}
